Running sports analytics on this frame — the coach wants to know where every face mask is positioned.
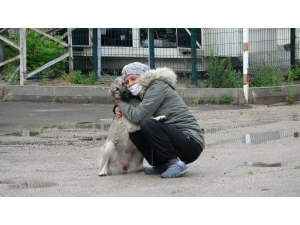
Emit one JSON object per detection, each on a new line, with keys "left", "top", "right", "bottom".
{"left": 128, "top": 83, "right": 142, "bottom": 96}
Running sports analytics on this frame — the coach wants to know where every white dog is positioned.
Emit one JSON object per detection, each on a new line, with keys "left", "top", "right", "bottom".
{"left": 98, "top": 77, "right": 166, "bottom": 176}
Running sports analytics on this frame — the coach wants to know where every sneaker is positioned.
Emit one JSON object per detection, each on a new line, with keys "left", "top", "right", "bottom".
{"left": 144, "top": 163, "right": 168, "bottom": 174}
{"left": 160, "top": 160, "right": 188, "bottom": 178}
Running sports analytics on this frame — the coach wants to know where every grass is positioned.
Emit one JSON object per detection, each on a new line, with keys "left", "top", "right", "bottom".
{"left": 191, "top": 97, "right": 203, "bottom": 104}
{"left": 217, "top": 92, "right": 231, "bottom": 104}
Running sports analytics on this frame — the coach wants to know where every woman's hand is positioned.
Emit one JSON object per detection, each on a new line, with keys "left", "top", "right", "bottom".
{"left": 115, "top": 106, "right": 123, "bottom": 118}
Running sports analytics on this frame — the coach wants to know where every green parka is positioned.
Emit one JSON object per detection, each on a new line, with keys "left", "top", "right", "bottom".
{"left": 119, "top": 67, "right": 205, "bottom": 149}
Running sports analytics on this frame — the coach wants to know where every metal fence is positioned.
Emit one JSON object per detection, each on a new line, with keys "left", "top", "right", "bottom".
{"left": 71, "top": 28, "right": 299, "bottom": 79}
{"left": 1, "top": 28, "right": 299, "bottom": 84}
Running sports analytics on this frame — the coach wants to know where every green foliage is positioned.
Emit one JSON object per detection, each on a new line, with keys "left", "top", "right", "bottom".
{"left": 217, "top": 91, "right": 231, "bottom": 104}
{"left": 191, "top": 97, "right": 203, "bottom": 104}
{"left": 52, "top": 96, "right": 59, "bottom": 103}
{"left": 196, "top": 81, "right": 206, "bottom": 88}
{"left": 184, "top": 73, "right": 191, "bottom": 88}
{"left": 285, "top": 70, "right": 295, "bottom": 105}
{"left": 0, "top": 29, "right": 68, "bottom": 82}
{"left": 67, "top": 70, "right": 97, "bottom": 85}
{"left": 286, "top": 64, "right": 300, "bottom": 81}
{"left": 252, "top": 63, "right": 282, "bottom": 87}
{"left": 248, "top": 171, "right": 253, "bottom": 175}
{"left": 207, "top": 47, "right": 242, "bottom": 88}
{"left": 208, "top": 95, "right": 214, "bottom": 103}
{"left": 26, "top": 29, "right": 67, "bottom": 75}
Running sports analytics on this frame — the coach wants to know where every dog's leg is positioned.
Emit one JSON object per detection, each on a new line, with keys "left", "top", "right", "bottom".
{"left": 99, "top": 141, "right": 115, "bottom": 176}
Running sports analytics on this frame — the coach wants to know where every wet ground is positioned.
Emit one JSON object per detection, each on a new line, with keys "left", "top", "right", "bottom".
{"left": 0, "top": 101, "right": 300, "bottom": 197}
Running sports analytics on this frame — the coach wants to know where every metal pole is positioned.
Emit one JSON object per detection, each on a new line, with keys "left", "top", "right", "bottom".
{"left": 67, "top": 28, "right": 73, "bottom": 74}
{"left": 191, "top": 28, "right": 197, "bottom": 84}
{"left": 291, "top": 28, "right": 296, "bottom": 69}
{"left": 92, "top": 28, "right": 98, "bottom": 75}
{"left": 19, "top": 28, "right": 26, "bottom": 86}
{"left": 97, "top": 28, "right": 102, "bottom": 77}
{"left": 243, "top": 28, "right": 249, "bottom": 103}
{"left": 148, "top": 28, "right": 155, "bottom": 69}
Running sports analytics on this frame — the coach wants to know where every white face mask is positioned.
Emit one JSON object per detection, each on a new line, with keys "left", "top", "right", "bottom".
{"left": 128, "top": 83, "right": 142, "bottom": 96}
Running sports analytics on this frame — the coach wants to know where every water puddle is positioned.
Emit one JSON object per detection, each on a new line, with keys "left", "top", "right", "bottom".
{"left": 204, "top": 117, "right": 298, "bottom": 133}
{"left": 77, "top": 135, "right": 107, "bottom": 141}
{"left": 0, "top": 180, "right": 58, "bottom": 189}
{"left": 76, "top": 119, "right": 112, "bottom": 130}
{"left": 207, "top": 131, "right": 299, "bottom": 147}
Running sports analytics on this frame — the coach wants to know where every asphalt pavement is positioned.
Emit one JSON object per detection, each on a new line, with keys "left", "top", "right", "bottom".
{"left": 1, "top": 101, "right": 299, "bottom": 198}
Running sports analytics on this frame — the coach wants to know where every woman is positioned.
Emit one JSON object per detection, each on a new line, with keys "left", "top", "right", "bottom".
{"left": 115, "top": 62, "right": 205, "bottom": 178}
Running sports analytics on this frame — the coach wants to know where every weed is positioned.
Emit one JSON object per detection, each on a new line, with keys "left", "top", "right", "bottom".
{"left": 217, "top": 91, "right": 231, "bottom": 104}
{"left": 30, "top": 131, "right": 39, "bottom": 136}
{"left": 191, "top": 97, "right": 203, "bottom": 104}
{"left": 86, "top": 96, "right": 92, "bottom": 103}
{"left": 295, "top": 166, "right": 300, "bottom": 169}
{"left": 208, "top": 95, "right": 214, "bottom": 104}
{"left": 285, "top": 70, "right": 295, "bottom": 105}
{"left": 197, "top": 81, "right": 206, "bottom": 88}
{"left": 6, "top": 132, "right": 22, "bottom": 136}
{"left": 239, "top": 112, "right": 243, "bottom": 116}
{"left": 183, "top": 73, "right": 191, "bottom": 88}
{"left": 42, "top": 74, "right": 48, "bottom": 84}
{"left": 207, "top": 47, "right": 242, "bottom": 88}
{"left": 67, "top": 70, "right": 97, "bottom": 85}
{"left": 248, "top": 171, "right": 253, "bottom": 175}
{"left": 52, "top": 96, "right": 59, "bottom": 103}
{"left": 252, "top": 63, "right": 282, "bottom": 87}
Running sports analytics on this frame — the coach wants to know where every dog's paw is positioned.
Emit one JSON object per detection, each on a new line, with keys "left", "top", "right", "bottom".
{"left": 99, "top": 169, "right": 110, "bottom": 176}
{"left": 99, "top": 173, "right": 109, "bottom": 177}
{"left": 154, "top": 115, "right": 167, "bottom": 122}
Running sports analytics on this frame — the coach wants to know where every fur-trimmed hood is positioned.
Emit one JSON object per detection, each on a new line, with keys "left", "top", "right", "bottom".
{"left": 138, "top": 67, "right": 177, "bottom": 97}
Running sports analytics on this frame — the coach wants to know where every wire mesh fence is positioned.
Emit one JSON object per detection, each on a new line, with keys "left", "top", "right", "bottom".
{"left": 70, "top": 28, "right": 298, "bottom": 79}
{"left": 0, "top": 28, "right": 299, "bottom": 83}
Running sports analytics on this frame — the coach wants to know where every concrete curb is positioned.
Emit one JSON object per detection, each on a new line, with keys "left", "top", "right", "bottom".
{"left": 1, "top": 83, "right": 300, "bottom": 105}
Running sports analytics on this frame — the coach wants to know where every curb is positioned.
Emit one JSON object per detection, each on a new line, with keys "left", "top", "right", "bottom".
{"left": 1, "top": 83, "right": 300, "bottom": 105}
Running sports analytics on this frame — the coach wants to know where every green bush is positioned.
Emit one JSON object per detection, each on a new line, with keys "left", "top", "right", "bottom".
{"left": 67, "top": 70, "right": 97, "bottom": 85}
{"left": 0, "top": 29, "right": 68, "bottom": 82}
{"left": 207, "top": 47, "right": 242, "bottom": 88}
{"left": 252, "top": 63, "right": 282, "bottom": 87}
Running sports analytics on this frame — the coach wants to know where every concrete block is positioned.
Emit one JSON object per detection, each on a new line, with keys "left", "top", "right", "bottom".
{"left": 55, "top": 86, "right": 111, "bottom": 103}
{"left": 183, "top": 88, "right": 239, "bottom": 104}
{"left": 3, "top": 85, "right": 54, "bottom": 102}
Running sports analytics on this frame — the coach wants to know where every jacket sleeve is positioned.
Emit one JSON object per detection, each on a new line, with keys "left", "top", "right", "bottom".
{"left": 119, "top": 81, "right": 165, "bottom": 124}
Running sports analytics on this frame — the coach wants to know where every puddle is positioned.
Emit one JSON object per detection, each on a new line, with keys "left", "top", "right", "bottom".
{"left": 207, "top": 131, "right": 299, "bottom": 147}
{"left": 76, "top": 120, "right": 112, "bottom": 130}
{"left": 77, "top": 135, "right": 107, "bottom": 141}
{"left": 204, "top": 119, "right": 287, "bottom": 133}
{"left": 0, "top": 180, "right": 58, "bottom": 189}
{"left": 245, "top": 162, "right": 281, "bottom": 167}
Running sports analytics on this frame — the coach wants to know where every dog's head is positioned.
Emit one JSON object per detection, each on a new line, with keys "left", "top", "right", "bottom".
{"left": 109, "top": 76, "right": 132, "bottom": 101}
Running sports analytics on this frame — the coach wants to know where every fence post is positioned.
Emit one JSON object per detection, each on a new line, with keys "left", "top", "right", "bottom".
{"left": 243, "top": 28, "right": 249, "bottom": 103}
{"left": 19, "top": 28, "right": 26, "bottom": 86}
{"left": 291, "top": 28, "right": 296, "bottom": 69}
{"left": 92, "top": 28, "right": 98, "bottom": 75}
{"left": 191, "top": 28, "right": 197, "bottom": 84}
{"left": 97, "top": 29, "right": 102, "bottom": 78}
{"left": 148, "top": 28, "right": 155, "bottom": 69}
{"left": 67, "top": 28, "right": 73, "bottom": 74}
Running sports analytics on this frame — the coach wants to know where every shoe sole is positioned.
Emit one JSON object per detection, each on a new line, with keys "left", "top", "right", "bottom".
{"left": 161, "top": 168, "right": 188, "bottom": 178}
